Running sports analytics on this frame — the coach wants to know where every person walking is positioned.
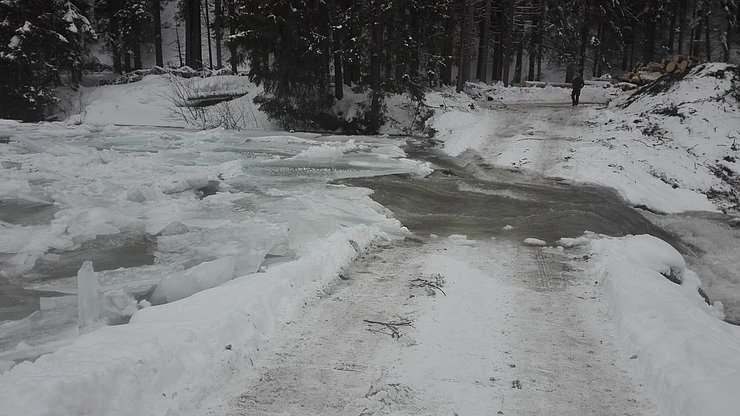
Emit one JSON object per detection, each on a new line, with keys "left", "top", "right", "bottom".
{"left": 571, "top": 73, "right": 584, "bottom": 106}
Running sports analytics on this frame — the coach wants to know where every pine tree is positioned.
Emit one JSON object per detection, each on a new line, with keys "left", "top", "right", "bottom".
{"left": 0, "top": 0, "right": 94, "bottom": 120}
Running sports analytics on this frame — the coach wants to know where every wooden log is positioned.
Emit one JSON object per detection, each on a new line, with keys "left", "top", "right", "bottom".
{"left": 666, "top": 61, "right": 677, "bottom": 73}
{"left": 671, "top": 54, "right": 680, "bottom": 63}
{"left": 678, "top": 60, "right": 689, "bottom": 71}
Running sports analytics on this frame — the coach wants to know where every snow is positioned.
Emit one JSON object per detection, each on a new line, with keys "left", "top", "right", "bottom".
{"left": 427, "top": 65, "right": 739, "bottom": 214}
{"left": 7, "top": 35, "right": 19, "bottom": 48}
{"left": 71, "top": 75, "right": 186, "bottom": 127}
{"left": 590, "top": 234, "right": 740, "bottom": 416}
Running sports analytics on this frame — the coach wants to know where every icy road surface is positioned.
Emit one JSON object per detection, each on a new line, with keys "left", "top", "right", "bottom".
{"left": 193, "top": 237, "right": 656, "bottom": 416}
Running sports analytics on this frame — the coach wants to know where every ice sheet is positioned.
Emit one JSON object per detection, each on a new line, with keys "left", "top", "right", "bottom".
{"left": 0, "top": 121, "right": 424, "bottom": 362}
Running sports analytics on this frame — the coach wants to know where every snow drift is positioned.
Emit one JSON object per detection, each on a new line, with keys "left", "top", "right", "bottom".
{"left": 591, "top": 234, "right": 740, "bottom": 416}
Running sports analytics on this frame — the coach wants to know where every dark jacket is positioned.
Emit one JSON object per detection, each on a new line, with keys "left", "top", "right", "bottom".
{"left": 572, "top": 75, "right": 585, "bottom": 91}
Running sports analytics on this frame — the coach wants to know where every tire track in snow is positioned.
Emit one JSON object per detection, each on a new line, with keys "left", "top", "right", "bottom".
{"left": 192, "top": 237, "right": 657, "bottom": 416}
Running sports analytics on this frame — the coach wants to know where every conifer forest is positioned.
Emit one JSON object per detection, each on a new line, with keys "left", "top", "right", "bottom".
{"left": 1, "top": 0, "right": 738, "bottom": 126}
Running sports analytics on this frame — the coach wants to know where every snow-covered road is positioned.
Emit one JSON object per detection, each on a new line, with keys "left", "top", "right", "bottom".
{"left": 193, "top": 237, "right": 655, "bottom": 415}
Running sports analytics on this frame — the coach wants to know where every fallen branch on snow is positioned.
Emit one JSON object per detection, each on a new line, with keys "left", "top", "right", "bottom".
{"left": 363, "top": 319, "right": 414, "bottom": 340}
{"left": 410, "top": 274, "right": 446, "bottom": 296}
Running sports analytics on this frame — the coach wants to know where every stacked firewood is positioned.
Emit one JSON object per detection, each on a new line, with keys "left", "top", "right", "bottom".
{"left": 626, "top": 55, "right": 703, "bottom": 85}
{"left": 663, "top": 55, "right": 702, "bottom": 74}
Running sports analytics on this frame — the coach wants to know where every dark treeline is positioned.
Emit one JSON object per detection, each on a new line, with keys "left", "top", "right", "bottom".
{"left": 1, "top": 0, "right": 738, "bottom": 125}
{"left": 227, "top": 0, "right": 740, "bottom": 131}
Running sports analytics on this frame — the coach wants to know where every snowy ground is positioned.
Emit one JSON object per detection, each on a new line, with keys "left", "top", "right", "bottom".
{"left": 192, "top": 237, "right": 657, "bottom": 416}
{"left": 2, "top": 66, "right": 740, "bottom": 415}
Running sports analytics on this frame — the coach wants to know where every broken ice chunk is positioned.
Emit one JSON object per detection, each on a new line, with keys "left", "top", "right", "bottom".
{"left": 77, "top": 261, "right": 103, "bottom": 333}
{"left": 151, "top": 256, "right": 235, "bottom": 304}
{"left": 523, "top": 238, "right": 547, "bottom": 247}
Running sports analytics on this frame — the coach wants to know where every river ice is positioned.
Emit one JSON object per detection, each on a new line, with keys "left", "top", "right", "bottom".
{"left": 0, "top": 121, "right": 430, "bottom": 364}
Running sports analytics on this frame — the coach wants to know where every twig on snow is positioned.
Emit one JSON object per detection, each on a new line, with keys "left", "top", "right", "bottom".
{"left": 363, "top": 319, "right": 414, "bottom": 340}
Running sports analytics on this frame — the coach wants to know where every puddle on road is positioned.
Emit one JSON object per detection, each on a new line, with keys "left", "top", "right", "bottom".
{"left": 342, "top": 149, "right": 680, "bottom": 248}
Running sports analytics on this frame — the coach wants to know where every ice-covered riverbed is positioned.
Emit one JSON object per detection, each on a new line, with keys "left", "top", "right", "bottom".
{"left": 0, "top": 121, "right": 430, "bottom": 365}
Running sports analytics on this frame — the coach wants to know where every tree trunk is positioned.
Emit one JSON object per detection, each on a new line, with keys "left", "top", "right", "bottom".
{"left": 705, "top": 5, "right": 712, "bottom": 60}
{"left": 536, "top": 0, "right": 545, "bottom": 81}
{"left": 369, "top": 20, "right": 384, "bottom": 133}
{"left": 492, "top": 21, "right": 501, "bottom": 82}
{"left": 668, "top": 0, "right": 677, "bottom": 54}
{"left": 329, "top": 0, "right": 343, "bottom": 99}
{"left": 186, "top": 0, "right": 203, "bottom": 69}
{"left": 153, "top": 0, "right": 163, "bottom": 67}
{"left": 621, "top": 26, "right": 631, "bottom": 71}
{"left": 536, "top": 49, "right": 542, "bottom": 81}
{"left": 528, "top": 4, "right": 539, "bottom": 81}
{"left": 678, "top": 0, "right": 686, "bottom": 54}
{"left": 723, "top": 0, "right": 735, "bottom": 62}
{"left": 457, "top": 0, "right": 473, "bottom": 92}
{"left": 565, "top": 64, "right": 573, "bottom": 84}
{"left": 107, "top": 0, "right": 122, "bottom": 73}
{"left": 133, "top": 42, "right": 142, "bottom": 69}
{"left": 204, "top": 0, "right": 213, "bottom": 69}
{"left": 578, "top": 0, "right": 590, "bottom": 75}
{"left": 124, "top": 50, "right": 132, "bottom": 72}
{"left": 500, "top": 0, "right": 513, "bottom": 85}
{"left": 593, "top": 14, "right": 603, "bottom": 77}
{"left": 441, "top": 13, "right": 455, "bottom": 86}
{"left": 513, "top": 41, "right": 523, "bottom": 84}
{"left": 409, "top": 9, "right": 421, "bottom": 88}
{"left": 690, "top": 1, "right": 698, "bottom": 56}
{"left": 227, "top": 0, "right": 237, "bottom": 73}
{"left": 476, "top": 0, "right": 492, "bottom": 82}
{"left": 214, "top": 0, "right": 222, "bottom": 68}
{"left": 175, "top": 21, "right": 184, "bottom": 67}
{"left": 643, "top": 7, "right": 656, "bottom": 63}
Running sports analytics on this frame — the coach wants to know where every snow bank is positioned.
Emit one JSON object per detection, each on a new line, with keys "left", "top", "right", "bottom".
{"left": 64, "top": 74, "right": 275, "bottom": 130}
{"left": 603, "top": 63, "right": 740, "bottom": 213}
{"left": 591, "top": 234, "right": 740, "bottom": 416}
{"left": 0, "top": 224, "right": 402, "bottom": 416}
{"left": 71, "top": 75, "right": 183, "bottom": 127}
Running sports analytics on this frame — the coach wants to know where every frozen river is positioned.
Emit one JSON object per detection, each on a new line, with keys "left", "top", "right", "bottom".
{"left": 0, "top": 121, "right": 430, "bottom": 364}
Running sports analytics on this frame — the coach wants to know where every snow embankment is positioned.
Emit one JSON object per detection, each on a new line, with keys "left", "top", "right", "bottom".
{"left": 66, "top": 74, "right": 274, "bottom": 130}
{"left": 590, "top": 234, "right": 740, "bottom": 416}
{"left": 0, "top": 225, "right": 401, "bottom": 416}
{"left": 604, "top": 63, "right": 740, "bottom": 213}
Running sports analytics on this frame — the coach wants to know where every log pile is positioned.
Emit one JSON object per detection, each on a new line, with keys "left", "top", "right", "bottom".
{"left": 625, "top": 55, "right": 703, "bottom": 86}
